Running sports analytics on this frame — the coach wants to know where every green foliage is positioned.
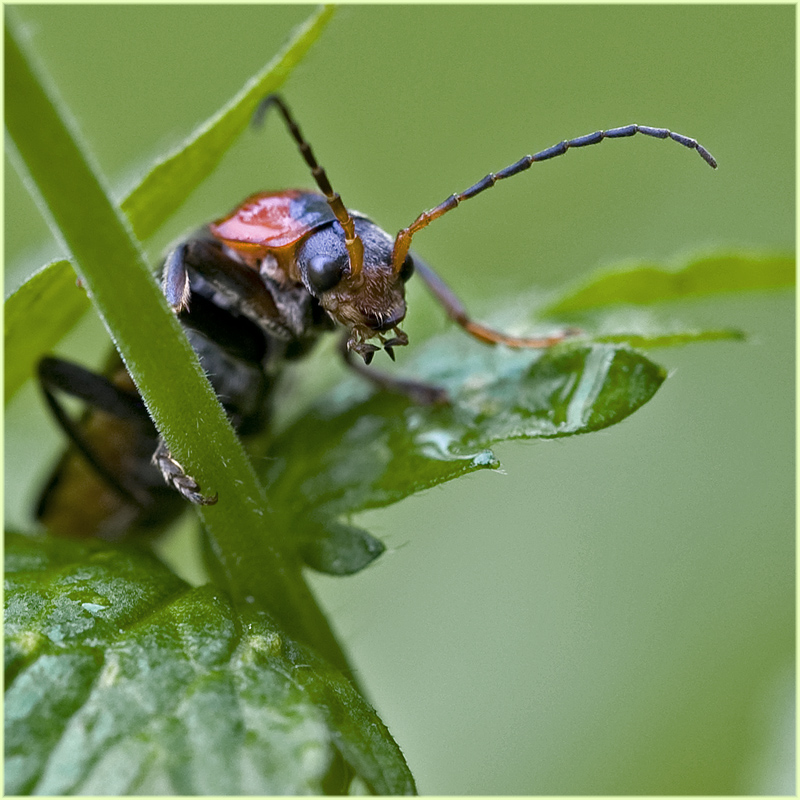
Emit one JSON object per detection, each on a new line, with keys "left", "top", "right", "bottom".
{"left": 545, "top": 252, "right": 794, "bottom": 314}
{"left": 266, "top": 342, "right": 666, "bottom": 574}
{"left": 4, "top": 260, "right": 88, "bottom": 404}
{"left": 4, "top": 5, "right": 793, "bottom": 796}
{"left": 5, "top": 531, "right": 414, "bottom": 795}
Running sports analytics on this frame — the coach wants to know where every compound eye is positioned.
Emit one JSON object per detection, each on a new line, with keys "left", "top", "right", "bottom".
{"left": 399, "top": 254, "right": 415, "bottom": 283}
{"left": 306, "top": 253, "right": 347, "bottom": 294}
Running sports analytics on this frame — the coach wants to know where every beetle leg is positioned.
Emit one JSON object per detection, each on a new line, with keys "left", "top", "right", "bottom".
{"left": 413, "top": 255, "right": 579, "bottom": 348}
{"left": 163, "top": 237, "right": 295, "bottom": 340}
{"left": 162, "top": 243, "right": 192, "bottom": 312}
{"left": 36, "top": 357, "right": 155, "bottom": 509}
{"left": 339, "top": 334, "right": 449, "bottom": 406}
{"left": 151, "top": 439, "right": 218, "bottom": 507}
{"left": 38, "top": 357, "right": 217, "bottom": 513}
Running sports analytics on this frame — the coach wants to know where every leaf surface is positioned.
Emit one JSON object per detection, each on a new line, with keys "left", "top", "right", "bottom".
{"left": 4, "top": 531, "right": 415, "bottom": 796}
{"left": 544, "top": 252, "right": 795, "bottom": 315}
{"left": 4, "top": 260, "right": 89, "bottom": 404}
{"left": 266, "top": 339, "right": 667, "bottom": 524}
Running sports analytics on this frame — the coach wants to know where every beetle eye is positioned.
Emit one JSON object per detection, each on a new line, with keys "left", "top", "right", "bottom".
{"left": 306, "top": 253, "right": 347, "bottom": 294}
{"left": 399, "top": 254, "right": 415, "bottom": 283}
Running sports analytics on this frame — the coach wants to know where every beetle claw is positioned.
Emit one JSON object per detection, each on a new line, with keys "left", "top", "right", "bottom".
{"left": 381, "top": 329, "right": 408, "bottom": 363}
{"left": 356, "top": 343, "right": 380, "bottom": 365}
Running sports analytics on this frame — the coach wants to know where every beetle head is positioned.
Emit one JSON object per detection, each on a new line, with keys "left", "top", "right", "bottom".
{"left": 296, "top": 219, "right": 415, "bottom": 363}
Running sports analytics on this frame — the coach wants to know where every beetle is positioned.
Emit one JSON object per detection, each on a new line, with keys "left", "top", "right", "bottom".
{"left": 36, "top": 94, "right": 716, "bottom": 540}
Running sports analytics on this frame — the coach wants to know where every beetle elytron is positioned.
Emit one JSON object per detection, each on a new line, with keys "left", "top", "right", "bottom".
{"left": 36, "top": 94, "right": 716, "bottom": 539}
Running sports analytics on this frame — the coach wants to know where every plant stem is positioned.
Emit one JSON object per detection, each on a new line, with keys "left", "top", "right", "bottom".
{"left": 5, "top": 13, "right": 354, "bottom": 682}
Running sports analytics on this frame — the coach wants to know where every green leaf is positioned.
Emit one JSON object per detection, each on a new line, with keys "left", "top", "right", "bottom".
{"left": 543, "top": 252, "right": 795, "bottom": 315}
{"left": 553, "top": 305, "right": 747, "bottom": 349}
{"left": 265, "top": 338, "right": 666, "bottom": 524}
{"left": 5, "top": 10, "right": 349, "bottom": 674}
{"left": 594, "top": 328, "right": 745, "bottom": 348}
{"left": 4, "top": 260, "right": 89, "bottom": 404}
{"left": 4, "top": 531, "right": 415, "bottom": 795}
{"left": 298, "top": 519, "right": 387, "bottom": 576}
{"left": 121, "top": 5, "right": 335, "bottom": 241}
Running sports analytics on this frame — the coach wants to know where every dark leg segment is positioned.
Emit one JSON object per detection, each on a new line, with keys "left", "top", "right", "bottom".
{"left": 37, "top": 357, "right": 154, "bottom": 506}
{"left": 162, "top": 237, "right": 293, "bottom": 339}
{"left": 39, "top": 356, "right": 217, "bottom": 510}
{"left": 162, "top": 243, "right": 191, "bottom": 311}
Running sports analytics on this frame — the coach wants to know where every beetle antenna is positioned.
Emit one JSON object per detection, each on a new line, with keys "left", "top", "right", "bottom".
{"left": 391, "top": 124, "right": 717, "bottom": 272}
{"left": 255, "top": 94, "right": 364, "bottom": 278}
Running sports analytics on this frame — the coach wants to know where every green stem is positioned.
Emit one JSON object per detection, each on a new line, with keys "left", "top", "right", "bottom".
{"left": 5, "top": 13, "right": 353, "bottom": 681}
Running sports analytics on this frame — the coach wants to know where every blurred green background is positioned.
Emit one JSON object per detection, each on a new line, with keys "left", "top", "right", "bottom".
{"left": 5, "top": 5, "right": 794, "bottom": 795}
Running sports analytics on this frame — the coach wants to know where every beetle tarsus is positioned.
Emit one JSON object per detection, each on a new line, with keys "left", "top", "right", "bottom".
{"left": 152, "top": 440, "right": 218, "bottom": 507}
